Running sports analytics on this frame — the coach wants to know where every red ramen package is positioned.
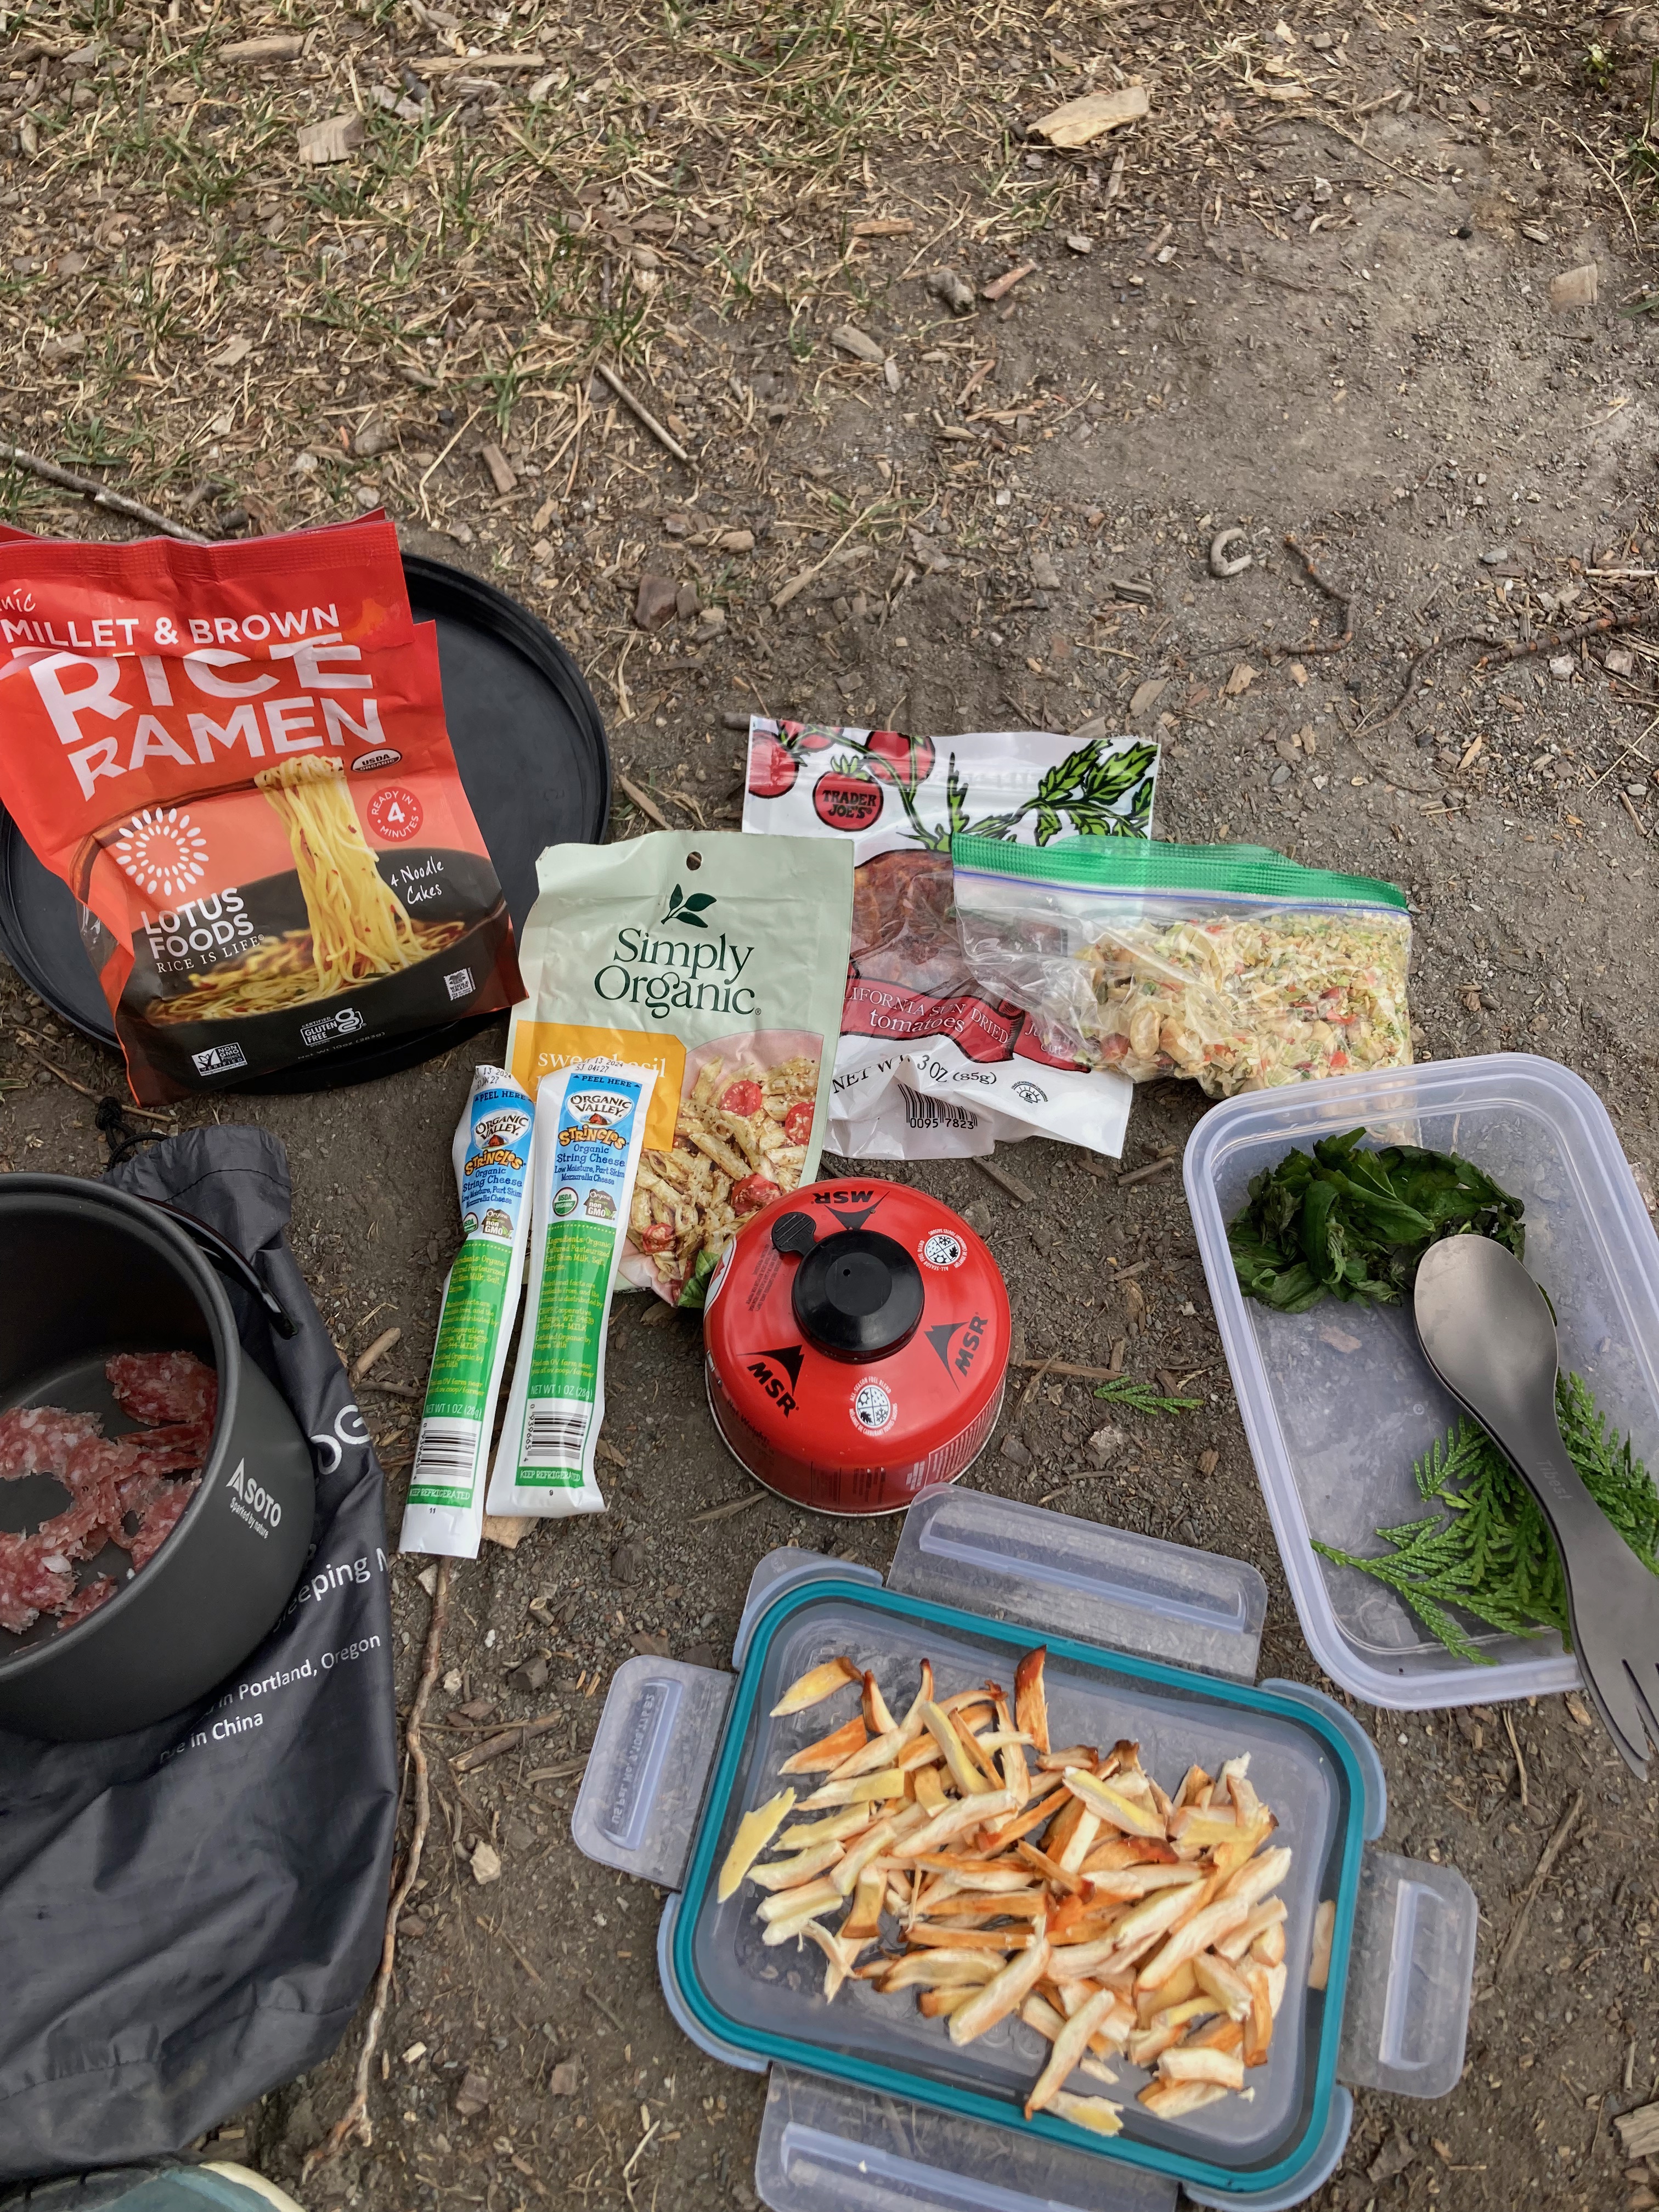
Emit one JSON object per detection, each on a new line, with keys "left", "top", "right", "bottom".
{"left": 0, "top": 516, "right": 521, "bottom": 1103}
{"left": 742, "top": 718, "right": 1159, "bottom": 1158}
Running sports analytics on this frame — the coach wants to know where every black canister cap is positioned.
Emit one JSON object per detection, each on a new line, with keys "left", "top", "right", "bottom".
{"left": 791, "top": 1229, "right": 924, "bottom": 1362}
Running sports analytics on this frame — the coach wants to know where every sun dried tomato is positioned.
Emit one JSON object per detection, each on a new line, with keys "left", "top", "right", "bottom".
{"left": 783, "top": 1101, "right": 814, "bottom": 1145}
{"left": 719, "top": 1079, "right": 764, "bottom": 1118}
{"left": 636, "top": 1221, "right": 678, "bottom": 1253}
{"left": 730, "top": 1174, "right": 781, "bottom": 1215}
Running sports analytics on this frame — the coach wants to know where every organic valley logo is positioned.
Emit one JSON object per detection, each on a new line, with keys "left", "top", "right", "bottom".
{"left": 112, "top": 805, "right": 210, "bottom": 901}
{"left": 661, "top": 882, "right": 716, "bottom": 929}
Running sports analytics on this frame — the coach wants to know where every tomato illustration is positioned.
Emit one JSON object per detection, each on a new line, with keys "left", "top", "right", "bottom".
{"left": 720, "top": 1079, "right": 764, "bottom": 1117}
{"left": 792, "top": 723, "right": 838, "bottom": 752}
{"left": 864, "top": 730, "right": 936, "bottom": 788}
{"left": 783, "top": 1100, "right": 814, "bottom": 1144}
{"left": 731, "top": 1173, "right": 781, "bottom": 1215}
{"left": 747, "top": 737, "right": 798, "bottom": 800}
{"left": 812, "top": 770, "right": 883, "bottom": 831}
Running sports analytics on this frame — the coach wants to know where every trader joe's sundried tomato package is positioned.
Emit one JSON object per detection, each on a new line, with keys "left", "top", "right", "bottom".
{"left": 742, "top": 717, "right": 1158, "bottom": 1159}
{"left": 0, "top": 517, "right": 521, "bottom": 1103}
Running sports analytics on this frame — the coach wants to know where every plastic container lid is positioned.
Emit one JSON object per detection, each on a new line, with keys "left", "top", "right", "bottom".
{"left": 1184, "top": 1053, "right": 1659, "bottom": 1710}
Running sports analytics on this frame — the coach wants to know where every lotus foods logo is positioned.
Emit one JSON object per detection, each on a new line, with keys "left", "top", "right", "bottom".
{"left": 112, "top": 805, "right": 210, "bottom": 901}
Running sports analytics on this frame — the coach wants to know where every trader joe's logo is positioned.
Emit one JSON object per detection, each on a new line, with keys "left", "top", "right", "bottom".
{"left": 661, "top": 882, "right": 716, "bottom": 929}
{"left": 112, "top": 805, "right": 210, "bottom": 901}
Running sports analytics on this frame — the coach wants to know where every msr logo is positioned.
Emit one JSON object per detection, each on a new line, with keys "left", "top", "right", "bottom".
{"left": 747, "top": 1343, "right": 804, "bottom": 1415}
{"left": 811, "top": 1187, "right": 882, "bottom": 1232}
{"left": 926, "top": 1315, "right": 990, "bottom": 1383}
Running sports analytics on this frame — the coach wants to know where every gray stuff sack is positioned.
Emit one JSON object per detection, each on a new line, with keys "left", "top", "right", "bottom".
{"left": 0, "top": 1126, "right": 398, "bottom": 2181}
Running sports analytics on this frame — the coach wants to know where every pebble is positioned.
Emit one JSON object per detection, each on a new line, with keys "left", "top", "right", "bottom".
{"left": 927, "top": 267, "right": 976, "bottom": 315}
{"left": 831, "top": 323, "right": 886, "bottom": 365}
{"left": 999, "top": 1434, "right": 1033, "bottom": 1468}
{"left": 634, "top": 574, "right": 679, "bottom": 632}
{"left": 1606, "top": 647, "right": 1635, "bottom": 676}
{"left": 1085, "top": 1424, "right": 1126, "bottom": 1470}
{"left": 1479, "top": 546, "right": 1510, "bottom": 566}
{"left": 1270, "top": 764, "right": 1293, "bottom": 788}
{"left": 1030, "top": 549, "right": 1061, "bottom": 592}
{"left": 1547, "top": 655, "right": 1575, "bottom": 680}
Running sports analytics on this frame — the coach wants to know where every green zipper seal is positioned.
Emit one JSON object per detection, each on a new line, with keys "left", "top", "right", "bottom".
{"left": 671, "top": 1575, "right": 1368, "bottom": 2200}
{"left": 951, "top": 833, "right": 1409, "bottom": 912}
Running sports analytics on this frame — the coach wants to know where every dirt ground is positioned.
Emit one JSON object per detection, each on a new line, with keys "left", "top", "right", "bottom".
{"left": 7, "top": 0, "right": 1659, "bottom": 2205}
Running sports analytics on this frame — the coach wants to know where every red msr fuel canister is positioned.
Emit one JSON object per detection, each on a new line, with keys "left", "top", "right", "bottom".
{"left": 703, "top": 1177, "right": 1011, "bottom": 1515}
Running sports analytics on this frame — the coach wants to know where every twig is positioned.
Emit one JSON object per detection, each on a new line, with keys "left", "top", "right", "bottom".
{"left": 1271, "top": 534, "right": 1354, "bottom": 658}
{"left": 1018, "top": 1356, "right": 1057, "bottom": 1413}
{"left": 305, "top": 1559, "right": 450, "bottom": 2173}
{"left": 622, "top": 2119, "right": 662, "bottom": 2181}
{"left": 351, "top": 1326, "right": 402, "bottom": 1384}
{"left": 692, "top": 1491, "right": 766, "bottom": 1525}
{"left": 0, "top": 443, "right": 212, "bottom": 544}
{"left": 1620, "top": 789, "right": 1650, "bottom": 836}
{"left": 1367, "top": 609, "right": 1657, "bottom": 736}
{"left": 8, "top": 1032, "right": 174, "bottom": 1123}
{"left": 584, "top": 1981, "right": 628, "bottom": 2033}
{"left": 1496, "top": 1787, "right": 1582, "bottom": 1980}
{"left": 417, "top": 407, "right": 482, "bottom": 522}
{"left": 452, "top": 1712, "right": 566, "bottom": 1774}
{"left": 772, "top": 493, "right": 893, "bottom": 611}
{"left": 1503, "top": 1708, "right": 1530, "bottom": 1808}
{"left": 595, "top": 362, "right": 690, "bottom": 465}
{"left": 475, "top": 1911, "right": 546, "bottom": 1985}
{"left": 974, "top": 1155, "right": 1037, "bottom": 1205}
{"left": 1118, "top": 1155, "right": 1177, "bottom": 1188}
{"left": 617, "top": 771, "right": 669, "bottom": 830}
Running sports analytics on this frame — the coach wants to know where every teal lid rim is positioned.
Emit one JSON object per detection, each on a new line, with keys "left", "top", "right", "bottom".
{"left": 670, "top": 1576, "right": 1367, "bottom": 2198}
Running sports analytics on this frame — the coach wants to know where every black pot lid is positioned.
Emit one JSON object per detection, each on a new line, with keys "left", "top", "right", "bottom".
{"left": 0, "top": 555, "right": 610, "bottom": 1093}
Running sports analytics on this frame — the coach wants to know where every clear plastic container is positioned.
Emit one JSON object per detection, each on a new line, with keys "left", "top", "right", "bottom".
{"left": 575, "top": 1492, "right": 1476, "bottom": 2210}
{"left": 1184, "top": 1053, "right": 1659, "bottom": 1709}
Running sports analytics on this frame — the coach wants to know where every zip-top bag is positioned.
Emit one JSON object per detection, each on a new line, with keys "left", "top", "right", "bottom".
{"left": 742, "top": 718, "right": 1158, "bottom": 1158}
{"left": 951, "top": 837, "right": 1412, "bottom": 1099}
{"left": 0, "top": 517, "right": 520, "bottom": 1103}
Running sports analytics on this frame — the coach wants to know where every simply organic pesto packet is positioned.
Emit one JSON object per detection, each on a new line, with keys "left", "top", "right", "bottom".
{"left": 398, "top": 1066, "right": 535, "bottom": 1559}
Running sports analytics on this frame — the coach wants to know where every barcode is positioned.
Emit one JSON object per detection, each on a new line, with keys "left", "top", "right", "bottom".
{"left": 901, "top": 1086, "right": 979, "bottom": 1132}
{"left": 521, "top": 1406, "right": 589, "bottom": 1469}
{"left": 411, "top": 1418, "right": 481, "bottom": 1481}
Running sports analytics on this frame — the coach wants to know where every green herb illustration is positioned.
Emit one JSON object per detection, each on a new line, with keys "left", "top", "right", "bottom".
{"left": 662, "top": 884, "right": 716, "bottom": 929}
{"left": 1315, "top": 1374, "right": 1659, "bottom": 1663}
{"left": 1229, "top": 1127, "right": 1526, "bottom": 1316}
{"left": 778, "top": 725, "right": 1158, "bottom": 850}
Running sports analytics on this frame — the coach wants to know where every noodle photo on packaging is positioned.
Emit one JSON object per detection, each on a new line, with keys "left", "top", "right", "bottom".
{"left": 0, "top": 516, "right": 521, "bottom": 1101}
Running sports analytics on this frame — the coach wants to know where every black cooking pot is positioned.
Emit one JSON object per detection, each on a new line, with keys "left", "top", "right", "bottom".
{"left": 0, "top": 1175, "right": 315, "bottom": 1739}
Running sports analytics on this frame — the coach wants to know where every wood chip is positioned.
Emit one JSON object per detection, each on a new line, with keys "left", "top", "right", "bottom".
{"left": 693, "top": 1491, "right": 767, "bottom": 1524}
{"left": 453, "top": 1715, "right": 566, "bottom": 1774}
{"left": 351, "top": 1327, "right": 402, "bottom": 1383}
{"left": 853, "top": 217, "right": 915, "bottom": 238}
{"left": 1616, "top": 2103, "right": 1659, "bottom": 2162}
{"left": 482, "top": 1514, "right": 529, "bottom": 1550}
{"left": 618, "top": 773, "right": 670, "bottom": 829}
{"left": 481, "top": 443, "right": 517, "bottom": 495}
{"left": 981, "top": 263, "right": 1035, "bottom": 303}
{"left": 296, "top": 112, "right": 365, "bottom": 165}
{"left": 221, "top": 32, "right": 306, "bottom": 59}
{"left": 1029, "top": 84, "right": 1150, "bottom": 148}
{"left": 975, "top": 1157, "right": 1037, "bottom": 1205}
{"left": 1119, "top": 1156, "right": 1177, "bottom": 1188}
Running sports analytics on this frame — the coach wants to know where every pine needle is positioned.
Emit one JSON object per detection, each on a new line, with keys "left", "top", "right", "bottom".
{"left": 1091, "top": 1376, "right": 1203, "bottom": 1415}
{"left": 1314, "top": 1373, "right": 1659, "bottom": 1662}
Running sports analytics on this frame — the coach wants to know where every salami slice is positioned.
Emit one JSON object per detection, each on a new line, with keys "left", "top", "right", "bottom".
{"left": 0, "top": 1351, "right": 215, "bottom": 1636}
{"left": 105, "top": 1351, "right": 218, "bottom": 1431}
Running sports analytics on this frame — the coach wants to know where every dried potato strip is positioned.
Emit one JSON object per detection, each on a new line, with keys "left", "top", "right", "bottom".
{"left": 918, "top": 1985, "right": 979, "bottom": 2018}
{"left": 1084, "top": 1863, "right": 1206, "bottom": 1901}
{"left": 780, "top": 1714, "right": 869, "bottom": 1774}
{"left": 771, "top": 1656, "right": 860, "bottom": 1717}
{"left": 1015, "top": 1839, "right": 1081, "bottom": 1894}
{"left": 840, "top": 1867, "right": 887, "bottom": 1943}
{"left": 947, "top": 1932, "right": 1053, "bottom": 2045}
{"left": 1014, "top": 1646, "right": 1051, "bottom": 1756}
{"left": 830, "top": 1816, "right": 898, "bottom": 1896}
{"left": 1081, "top": 1837, "right": 1181, "bottom": 1873}
{"left": 877, "top": 1949, "right": 1001, "bottom": 1991}
{"left": 861, "top": 1671, "right": 898, "bottom": 1736}
{"left": 798, "top": 1767, "right": 905, "bottom": 1809}
{"left": 1139, "top": 2078, "right": 1230, "bottom": 2121}
{"left": 718, "top": 1787, "right": 796, "bottom": 1900}
{"left": 985, "top": 1782, "right": 1071, "bottom": 1850}
{"left": 777, "top": 1805, "right": 877, "bottom": 1850}
{"left": 1024, "top": 1986, "right": 1122, "bottom": 2119}
{"left": 920, "top": 1700, "right": 992, "bottom": 1796}
{"left": 1307, "top": 1897, "right": 1335, "bottom": 1990}
{"left": 907, "top": 1923, "right": 1032, "bottom": 1951}
{"left": 1193, "top": 1950, "right": 1254, "bottom": 2021}
{"left": 1214, "top": 1897, "right": 1287, "bottom": 1964}
{"left": 1220, "top": 1843, "right": 1293, "bottom": 1910}
{"left": 748, "top": 1839, "right": 846, "bottom": 1891}
{"left": 892, "top": 1787, "right": 1017, "bottom": 1858}
{"left": 1063, "top": 1767, "right": 1167, "bottom": 1840}
{"left": 802, "top": 1921, "right": 866, "bottom": 1999}
{"left": 1136, "top": 1896, "right": 1254, "bottom": 1992}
